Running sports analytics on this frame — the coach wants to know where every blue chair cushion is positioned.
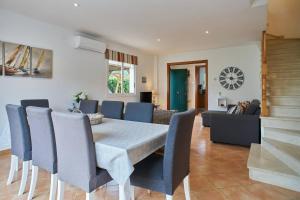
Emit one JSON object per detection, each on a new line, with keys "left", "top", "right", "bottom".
{"left": 79, "top": 100, "right": 99, "bottom": 114}
{"left": 52, "top": 111, "right": 112, "bottom": 193}
{"left": 101, "top": 101, "right": 124, "bottom": 119}
{"left": 21, "top": 99, "right": 49, "bottom": 108}
{"left": 6, "top": 104, "right": 32, "bottom": 161}
{"left": 92, "top": 168, "right": 113, "bottom": 191}
{"left": 124, "top": 102, "right": 154, "bottom": 123}
{"left": 130, "top": 154, "right": 165, "bottom": 193}
{"left": 130, "top": 110, "right": 196, "bottom": 196}
{"left": 26, "top": 107, "right": 57, "bottom": 174}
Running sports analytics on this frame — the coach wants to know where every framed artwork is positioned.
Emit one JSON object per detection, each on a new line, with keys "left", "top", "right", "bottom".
{"left": 142, "top": 76, "right": 147, "bottom": 83}
{"left": 0, "top": 41, "right": 3, "bottom": 76}
{"left": 4, "top": 42, "right": 31, "bottom": 77}
{"left": 0, "top": 41, "right": 53, "bottom": 78}
{"left": 31, "top": 47, "right": 53, "bottom": 78}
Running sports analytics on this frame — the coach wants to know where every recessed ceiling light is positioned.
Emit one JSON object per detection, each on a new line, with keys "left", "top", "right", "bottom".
{"left": 73, "top": 3, "right": 79, "bottom": 7}
{"left": 205, "top": 30, "right": 209, "bottom": 34}
{"left": 156, "top": 38, "right": 161, "bottom": 42}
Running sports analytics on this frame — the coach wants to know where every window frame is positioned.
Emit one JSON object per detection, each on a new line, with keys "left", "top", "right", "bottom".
{"left": 106, "top": 59, "right": 137, "bottom": 97}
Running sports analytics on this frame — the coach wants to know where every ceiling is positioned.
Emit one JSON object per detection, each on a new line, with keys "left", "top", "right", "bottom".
{"left": 0, "top": 0, "right": 267, "bottom": 55}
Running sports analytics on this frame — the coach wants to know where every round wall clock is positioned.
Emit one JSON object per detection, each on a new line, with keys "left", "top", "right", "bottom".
{"left": 219, "top": 66, "right": 244, "bottom": 90}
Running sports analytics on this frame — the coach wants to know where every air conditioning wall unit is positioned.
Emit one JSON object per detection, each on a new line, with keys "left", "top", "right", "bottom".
{"left": 73, "top": 36, "right": 106, "bottom": 53}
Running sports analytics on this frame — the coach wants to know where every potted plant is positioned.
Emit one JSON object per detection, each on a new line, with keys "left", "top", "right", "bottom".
{"left": 72, "top": 92, "right": 88, "bottom": 110}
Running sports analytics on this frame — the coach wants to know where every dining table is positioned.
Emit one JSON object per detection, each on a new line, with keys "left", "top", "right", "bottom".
{"left": 92, "top": 118, "right": 169, "bottom": 200}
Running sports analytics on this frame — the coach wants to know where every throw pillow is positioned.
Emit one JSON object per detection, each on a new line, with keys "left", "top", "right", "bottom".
{"left": 245, "top": 100, "right": 260, "bottom": 115}
{"left": 227, "top": 105, "right": 237, "bottom": 114}
{"left": 236, "top": 101, "right": 250, "bottom": 114}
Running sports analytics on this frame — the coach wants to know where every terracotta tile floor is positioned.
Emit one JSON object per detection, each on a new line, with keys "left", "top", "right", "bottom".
{"left": 1, "top": 115, "right": 300, "bottom": 200}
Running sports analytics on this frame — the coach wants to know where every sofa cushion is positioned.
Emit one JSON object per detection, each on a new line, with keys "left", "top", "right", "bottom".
{"left": 210, "top": 113, "right": 261, "bottom": 146}
{"left": 245, "top": 100, "right": 260, "bottom": 115}
{"left": 201, "top": 111, "right": 226, "bottom": 127}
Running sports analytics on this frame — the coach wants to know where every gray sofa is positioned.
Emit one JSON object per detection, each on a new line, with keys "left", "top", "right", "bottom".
{"left": 202, "top": 100, "right": 261, "bottom": 147}
{"left": 201, "top": 105, "right": 235, "bottom": 127}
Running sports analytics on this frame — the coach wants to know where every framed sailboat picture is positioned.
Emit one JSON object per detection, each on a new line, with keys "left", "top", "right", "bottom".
{"left": 4, "top": 42, "right": 31, "bottom": 77}
{"left": 31, "top": 47, "right": 53, "bottom": 78}
{"left": 0, "top": 41, "right": 3, "bottom": 76}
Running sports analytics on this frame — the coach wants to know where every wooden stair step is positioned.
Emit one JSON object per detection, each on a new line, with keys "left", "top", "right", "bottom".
{"left": 269, "top": 105, "right": 300, "bottom": 118}
{"left": 262, "top": 138, "right": 300, "bottom": 175}
{"left": 261, "top": 116, "right": 300, "bottom": 131}
{"left": 247, "top": 144, "right": 300, "bottom": 192}
{"left": 264, "top": 127, "right": 300, "bottom": 147}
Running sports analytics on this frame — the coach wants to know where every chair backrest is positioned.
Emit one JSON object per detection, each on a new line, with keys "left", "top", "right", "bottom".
{"left": 26, "top": 107, "right": 57, "bottom": 174}
{"left": 51, "top": 111, "right": 97, "bottom": 191}
{"left": 163, "top": 109, "right": 195, "bottom": 194}
{"left": 100, "top": 101, "right": 124, "bottom": 119}
{"left": 21, "top": 99, "right": 49, "bottom": 109}
{"left": 124, "top": 102, "right": 154, "bottom": 123}
{"left": 6, "top": 104, "right": 32, "bottom": 161}
{"left": 79, "top": 100, "right": 99, "bottom": 114}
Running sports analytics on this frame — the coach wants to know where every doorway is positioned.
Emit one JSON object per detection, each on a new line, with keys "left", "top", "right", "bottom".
{"left": 195, "top": 65, "right": 208, "bottom": 113}
{"left": 170, "top": 69, "right": 188, "bottom": 112}
{"left": 167, "top": 60, "right": 208, "bottom": 110}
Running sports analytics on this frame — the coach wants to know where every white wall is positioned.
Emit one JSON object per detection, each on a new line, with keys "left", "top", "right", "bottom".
{"left": 158, "top": 44, "right": 262, "bottom": 110}
{"left": 0, "top": 10, "right": 155, "bottom": 150}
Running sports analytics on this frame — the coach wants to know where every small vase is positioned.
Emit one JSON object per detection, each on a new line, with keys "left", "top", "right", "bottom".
{"left": 73, "top": 102, "right": 79, "bottom": 109}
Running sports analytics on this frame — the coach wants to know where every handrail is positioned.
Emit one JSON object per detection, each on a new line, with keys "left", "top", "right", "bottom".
{"left": 261, "top": 31, "right": 269, "bottom": 117}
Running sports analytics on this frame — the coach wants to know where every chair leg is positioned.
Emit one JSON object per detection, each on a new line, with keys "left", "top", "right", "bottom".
{"left": 130, "top": 186, "right": 134, "bottom": 200}
{"left": 183, "top": 175, "right": 191, "bottom": 200}
{"left": 15, "top": 157, "right": 19, "bottom": 172}
{"left": 57, "top": 180, "right": 64, "bottom": 200}
{"left": 7, "top": 155, "right": 18, "bottom": 185}
{"left": 27, "top": 165, "right": 39, "bottom": 200}
{"left": 18, "top": 161, "right": 30, "bottom": 196}
{"left": 29, "top": 160, "right": 32, "bottom": 170}
{"left": 49, "top": 174, "right": 58, "bottom": 200}
{"left": 86, "top": 191, "right": 95, "bottom": 200}
{"left": 166, "top": 195, "right": 173, "bottom": 200}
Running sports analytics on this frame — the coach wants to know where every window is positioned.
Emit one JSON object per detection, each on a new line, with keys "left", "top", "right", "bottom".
{"left": 107, "top": 60, "right": 136, "bottom": 95}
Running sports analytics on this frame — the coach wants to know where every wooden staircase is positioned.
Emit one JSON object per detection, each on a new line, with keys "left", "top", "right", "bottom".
{"left": 247, "top": 35, "right": 300, "bottom": 192}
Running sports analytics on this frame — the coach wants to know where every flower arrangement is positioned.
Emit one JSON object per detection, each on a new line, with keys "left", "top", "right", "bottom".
{"left": 73, "top": 92, "right": 88, "bottom": 103}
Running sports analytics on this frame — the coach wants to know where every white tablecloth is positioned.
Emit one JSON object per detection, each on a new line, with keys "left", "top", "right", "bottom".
{"left": 92, "top": 118, "right": 169, "bottom": 185}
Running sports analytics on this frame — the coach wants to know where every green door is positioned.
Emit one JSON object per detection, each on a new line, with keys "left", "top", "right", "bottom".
{"left": 170, "top": 69, "right": 188, "bottom": 112}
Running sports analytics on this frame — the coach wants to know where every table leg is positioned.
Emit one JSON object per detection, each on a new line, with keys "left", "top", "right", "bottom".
{"left": 119, "top": 179, "right": 131, "bottom": 200}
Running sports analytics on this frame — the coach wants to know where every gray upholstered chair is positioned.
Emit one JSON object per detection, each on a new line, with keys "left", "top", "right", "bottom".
{"left": 79, "top": 100, "right": 99, "bottom": 114}
{"left": 100, "top": 100, "right": 124, "bottom": 119}
{"left": 6, "top": 104, "right": 32, "bottom": 196}
{"left": 26, "top": 107, "right": 57, "bottom": 200}
{"left": 21, "top": 99, "right": 49, "bottom": 109}
{"left": 51, "top": 111, "right": 112, "bottom": 200}
{"left": 130, "top": 110, "right": 196, "bottom": 200}
{"left": 124, "top": 102, "right": 154, "bottom": 123}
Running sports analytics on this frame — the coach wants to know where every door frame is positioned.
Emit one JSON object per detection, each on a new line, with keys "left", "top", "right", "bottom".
{"left": 195, "top": 64, "right": 208, "bottom": 113}
{"left": 167, "top": 60, "right": 208, "bottom": 110}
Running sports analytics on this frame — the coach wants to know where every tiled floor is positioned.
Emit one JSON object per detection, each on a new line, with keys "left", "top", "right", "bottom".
{"left": 1, "top": 115, "right": 300, "bottom": 200}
